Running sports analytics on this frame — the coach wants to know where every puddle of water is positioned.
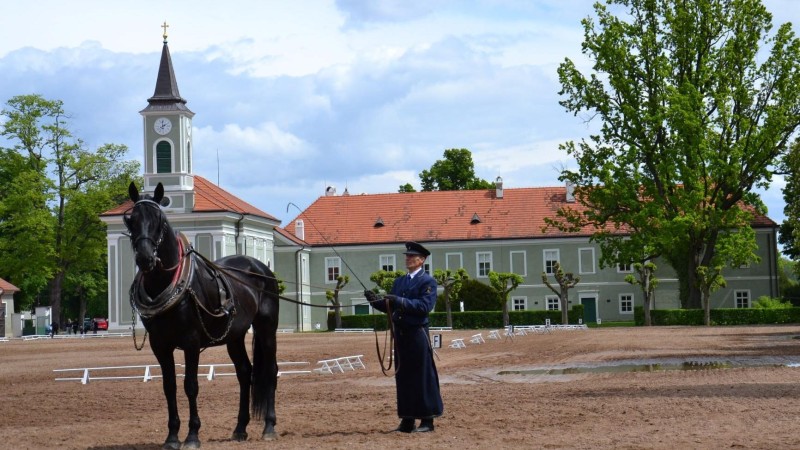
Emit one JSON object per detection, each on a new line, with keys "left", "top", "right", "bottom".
{"left": 498, "top": 360, "right": 774, "bottom": 376}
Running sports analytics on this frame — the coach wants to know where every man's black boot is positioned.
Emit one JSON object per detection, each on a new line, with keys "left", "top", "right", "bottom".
{"left": 394, "top": 418, "right": 415, "bottom": 433}
{"left": 414, "top": 419, "right": 434, "bottom": 433}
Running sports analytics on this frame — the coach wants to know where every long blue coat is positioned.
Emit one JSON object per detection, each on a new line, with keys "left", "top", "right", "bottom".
{"left": 372, "top": 271, "right": 444, "bottom": 419}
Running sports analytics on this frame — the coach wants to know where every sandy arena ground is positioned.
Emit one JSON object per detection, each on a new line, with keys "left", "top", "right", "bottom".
{"left": 2, "top": 325, "right": 800, "bottom": 450}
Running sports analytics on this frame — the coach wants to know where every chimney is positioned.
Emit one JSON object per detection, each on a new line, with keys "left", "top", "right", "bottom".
{"left": 565, "top": 181, "right": 575, "bottom": 203}
{"left": 495, "top": 176, "right": 504, "bottom": 199}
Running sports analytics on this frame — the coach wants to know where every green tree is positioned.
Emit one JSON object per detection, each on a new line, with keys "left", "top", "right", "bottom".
{"left": 0, "top": 95, "right": 140, "bottom": 321}
{"left": 554, "top": 0, "right": 800, "bottom": 322}
{"left": 488, "top": 271, "right": 523, "bottom": 327}
{"left": 419, "top": 148, "right": 493, "bottom": 191}
{"left": 398, "top": 183, "right": 416, "bottom": 193}
{"left": 0, "top": 149, "right": 54, "bottom": 308}
{"left": 368, "top": 270, "right": 406, "bottom": 295}
{"left": 432, "top": 268, "right": 469, "bottom": 327}
{"left": 454, "top": 279, "right": 498, "bottom": 311}
{"left": 541, "top": 262, "right": 579, "bottom": 325}
{"left": 325, "top": 275, "right": 349, "bottom": 329}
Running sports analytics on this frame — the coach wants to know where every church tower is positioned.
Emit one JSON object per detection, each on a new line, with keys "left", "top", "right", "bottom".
{"left": 139, "top": 22, "right": 195, "bottom": 213}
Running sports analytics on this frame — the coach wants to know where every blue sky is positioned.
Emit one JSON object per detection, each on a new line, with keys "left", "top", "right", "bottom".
{"left": 0, "top": 0, "right": 797, "bottom": 228}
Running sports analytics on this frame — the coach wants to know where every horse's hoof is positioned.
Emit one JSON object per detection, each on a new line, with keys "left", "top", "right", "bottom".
{"left": 182, "top": 439, "right": 200, "bottom": 449}
{"left": 231, "top": 431, "right": 248, "bottom": 442}
{"left": 262, "top": 431, "right": 278, "bottom": 441}
{"left": 162, "top": 440, "right": 181, "bottom": 450}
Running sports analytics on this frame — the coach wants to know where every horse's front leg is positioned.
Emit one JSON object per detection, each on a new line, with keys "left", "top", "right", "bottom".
{"left": 227, "top": 338, "right": 252, "bottom": 441}
{"left": 182, "top": 349, "right": 202, "bottom": 449}
{"left": 153, "top": 349, "right": 181, "bottom": 450}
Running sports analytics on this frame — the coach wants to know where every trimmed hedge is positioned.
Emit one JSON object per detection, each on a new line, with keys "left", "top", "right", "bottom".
{"left": 634, "top": 306, "right": 800, "bottom": 326}
{"left": 331, "top": 305, "right": 585, "bottom": 331}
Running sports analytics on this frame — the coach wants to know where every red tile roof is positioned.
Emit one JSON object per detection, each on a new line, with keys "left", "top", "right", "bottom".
{"left": 284, "top": 187, "right": 777, "bottom": 247}
{"left": 0, "top": 278, "right": 20, "bottom": 293}
{"left": 102, "top": 175, "right": 278, "bottom": 221}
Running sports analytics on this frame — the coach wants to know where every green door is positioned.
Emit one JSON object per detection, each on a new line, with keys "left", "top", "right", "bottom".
{"left": 581, "top": 296, "right": 597, "bottom": 323}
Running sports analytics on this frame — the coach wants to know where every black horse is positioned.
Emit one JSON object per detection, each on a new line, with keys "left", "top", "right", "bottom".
{"left": 124, "top": 182, "right": 280, "bottom": 449}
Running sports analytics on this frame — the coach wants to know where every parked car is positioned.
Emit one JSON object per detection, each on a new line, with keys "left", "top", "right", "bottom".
{"left": 82, "top": 317, "right": 109, "bottom": 332}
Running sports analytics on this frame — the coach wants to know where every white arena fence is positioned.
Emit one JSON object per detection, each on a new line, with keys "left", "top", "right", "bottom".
{"left": 53, "top": 356, "right": 367, "bottom": 384}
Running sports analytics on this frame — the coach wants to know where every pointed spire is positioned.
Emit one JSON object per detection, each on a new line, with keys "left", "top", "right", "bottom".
{"left": 142, "top": 23, "right": 193, "bottom": 113}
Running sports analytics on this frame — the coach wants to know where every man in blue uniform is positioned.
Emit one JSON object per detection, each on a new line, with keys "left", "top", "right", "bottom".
{"left": 365, "top": 241, "right": 444, "bottom": 433}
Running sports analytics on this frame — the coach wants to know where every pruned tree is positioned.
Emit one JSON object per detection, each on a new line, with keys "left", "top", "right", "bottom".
{"left": 625, "top": 261, "right": 658, "bottom": 326}
{"left": 369, "top": 270, "right": 406, "bottom": 295}
{"left": 488, "top": 271, "right": 524, "bottom": 327}
{"left": 541, "top": 262, "right": 579, "bottom": 325}
{"left": 325, "top": 274, "right": 349, "bottom": 329}
{"left": 433, "top": 268, "right": 469, "bottom": 327}
{"left": 553, "top": 0, "right": 800, "bottom": 324}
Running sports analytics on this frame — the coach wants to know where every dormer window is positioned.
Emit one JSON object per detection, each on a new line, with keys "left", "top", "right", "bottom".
{"left": 374, "top": 217, "right": 385, "bottom": 227}
{"left": 471, "top": 213, "right": 481, "bottom": 224}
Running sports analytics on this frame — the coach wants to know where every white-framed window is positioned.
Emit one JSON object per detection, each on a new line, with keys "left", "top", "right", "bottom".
{"left": 579, "top": 248, "right": 595, "bottom": 274}
{"left": 619, "top": 293, "right": 634, "bottom": 314}
{"left": 544, "top": 249, "right": 560, "bottom": 275}
{"left": 510, "top": 250, "right": 527, "bottom": 276}
{"left": 325, "top": 257, "right": 341, "bottom": 283}
{"left": 446, "top": 252, "right": 463, "bottom": 271}
{"left": 512, "top": 296, "right": 527, "bottom": 311}
{"left": 617, "top": 262, "right": 633, "bottom": 273}
{"left": 423, "top": 256, "right": 432, "bottom": 274}
{"left": 546, "top": 295, "right": 560, "bottom": 311}
{"left": 735, "top": 290, "right": 751, "bottom": 308}
{"left": 379, "top": 254, "right": 395, "bottom": 272}
{"left": 739, "top": 262, "right": 751, "bottom": 269}
{"left": 477, "top": 252, "right": 493, "bottom": 277}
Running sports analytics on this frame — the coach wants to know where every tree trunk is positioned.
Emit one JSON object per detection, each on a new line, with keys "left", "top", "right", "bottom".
{"left": 48, "top": 270, "right": 64, "bottom": 327}
{"left": 560, "top": 289, "right": 569, "bottom": 325}
{"left": 703, "top": 287, "right": 711, "bottom": 326}
{"left": 444, "top": 287, "right": 453, "bottom": 328}
{"left": 502, "top": 302, "right": 509, "bottom": 327}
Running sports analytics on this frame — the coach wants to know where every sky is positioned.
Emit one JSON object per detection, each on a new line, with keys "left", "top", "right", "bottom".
{"left": 0, "top": 0, "right": 797, "bottom": 229}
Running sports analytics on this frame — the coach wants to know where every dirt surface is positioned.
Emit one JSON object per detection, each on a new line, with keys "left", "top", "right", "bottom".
{"left": 3, "top": 325, "right": 800, "bottom": 450}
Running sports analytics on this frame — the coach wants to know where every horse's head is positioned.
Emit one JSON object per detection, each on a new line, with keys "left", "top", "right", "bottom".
{"left": 125, "top": 182, "right": 170, "bottom": 273}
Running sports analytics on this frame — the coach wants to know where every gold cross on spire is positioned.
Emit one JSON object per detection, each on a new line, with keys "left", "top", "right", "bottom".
{"left": 161, "top": 21, "right": 169, "bottom": 42}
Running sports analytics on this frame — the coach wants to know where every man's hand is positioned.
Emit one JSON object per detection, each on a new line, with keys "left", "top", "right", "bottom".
{"left": 364, "top": 290, "right": 378, "bottom": 302}
{"left": 384, "top": 294, "right": 398, "bottom": 308}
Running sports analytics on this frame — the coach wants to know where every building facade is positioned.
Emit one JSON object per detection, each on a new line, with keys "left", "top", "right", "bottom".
{"left": 274, "top": 181, "right": 779, "bottom": 328}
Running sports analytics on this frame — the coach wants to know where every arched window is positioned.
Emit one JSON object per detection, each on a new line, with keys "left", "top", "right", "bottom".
{"left": 156, "top": 141, "right": 172, "bottom": 173}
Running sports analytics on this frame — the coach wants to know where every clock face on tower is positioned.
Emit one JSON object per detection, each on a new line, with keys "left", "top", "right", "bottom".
{"left": 154, "top": 117, "right": 172, "bottom": 135}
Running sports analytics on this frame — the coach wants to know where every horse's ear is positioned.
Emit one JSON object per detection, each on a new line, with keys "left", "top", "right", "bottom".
{"left": 153, "top": 183, "right": 164, "bottom": 204}
{"left": 128, "top": 182, "right": 140, "bottom": 202}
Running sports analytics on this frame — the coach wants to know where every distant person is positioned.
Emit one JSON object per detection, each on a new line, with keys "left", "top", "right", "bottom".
{"left": 50, "top": 322, "right": 58, "bottom": 338}
{"left": 72, "top": 319, "right": 78, "bottom": 335}
{"left": 92, "top": 319, "right": 98, "bottom": 334}
{"left": 365, "top": 241, "right": 443, "bottom": 433}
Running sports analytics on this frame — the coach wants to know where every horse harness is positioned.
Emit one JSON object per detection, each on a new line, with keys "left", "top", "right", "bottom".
{"left": 130, "top": 231, "right": 240, "bottom": 349}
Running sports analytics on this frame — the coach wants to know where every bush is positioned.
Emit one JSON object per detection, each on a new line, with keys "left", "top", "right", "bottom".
{"left": 753, "top": 296, "right": 793, "bottom": 309}
{"left": 634, "top": 306, "right": 800, "bottom": 325}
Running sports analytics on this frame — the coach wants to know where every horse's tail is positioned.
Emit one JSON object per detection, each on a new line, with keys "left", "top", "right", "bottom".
{"left": 250, "top": 269, "right": 279, "bottom": 422}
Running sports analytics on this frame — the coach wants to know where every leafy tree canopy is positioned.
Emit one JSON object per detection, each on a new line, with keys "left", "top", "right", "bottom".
{"left": 419, "top": 148, "right": 493, "bottom": 191}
